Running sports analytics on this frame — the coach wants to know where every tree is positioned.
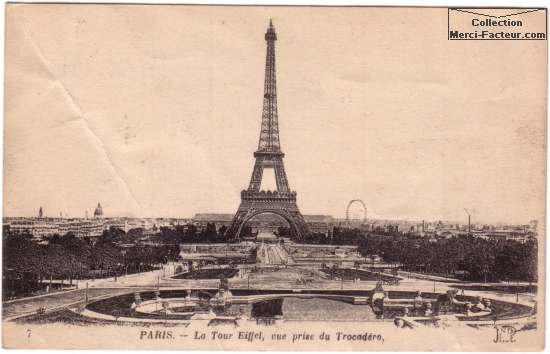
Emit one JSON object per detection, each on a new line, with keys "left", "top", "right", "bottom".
{"left": 218, "top": 225, "right": 227, "bottom": 238}
{"left": 88, "top": 242, "right": 119, "bottom": 279}
{"left": 435, "top": 239, "right": 463, "bottom": 279}
{"left": 522, "top": 240, "right": 538, "bottom": 289}
{"left": 459, "top": 243, "right": 496, "bottom": 283}
{"left": 276, "top": 226, "right": 291, "bottom": 238}
{"left": 126, "top": 228, "right": 144, "bottom": 243}
{"left": 200, "top": 223, "right": 217, "bottom": 243}
{"left": 241, "top": 225, "right": 254, "bottom": 237}
{"left": 101, "top": 244, "right": 121, "bottom": 280}
{"left": 122, "top": 246, "right": 143, "bottom": 274}
{"left": 184, "top": 224, "right": 198, "bottom": 242}
{"left": 42, "top": 245, "right": 64, "bottom": 288}
{"left": 157, "top": 227, "right": 179, "bottom": 245}
{"left": 3, "top": 232, "right": 40, "bottom": 298}
{"left": 99, "top": 227, "right": 125, "bottom": 244}
{"left": 48, "top": 233, "right": 63, "bottom": 245}
{"left": 61, "top": 236, "right": 90, "bottom": 285}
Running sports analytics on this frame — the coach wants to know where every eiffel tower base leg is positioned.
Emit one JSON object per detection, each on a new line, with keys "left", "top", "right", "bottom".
{"left": 225, "top": 192, "right": 310, "bottom": 241}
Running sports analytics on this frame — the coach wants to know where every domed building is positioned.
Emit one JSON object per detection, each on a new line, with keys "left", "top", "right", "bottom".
{"left": 94, "top": 203, "right": 103, "bottom": 218}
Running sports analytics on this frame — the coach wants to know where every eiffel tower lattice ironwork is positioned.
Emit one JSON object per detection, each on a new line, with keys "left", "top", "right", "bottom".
{"left": 225, "top": 20, "right": 310, "bottom": 241}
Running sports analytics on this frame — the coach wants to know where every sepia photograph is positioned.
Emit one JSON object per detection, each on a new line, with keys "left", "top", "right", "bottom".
{"left": 2, "top": 4, "right": 546, "bottom": 351}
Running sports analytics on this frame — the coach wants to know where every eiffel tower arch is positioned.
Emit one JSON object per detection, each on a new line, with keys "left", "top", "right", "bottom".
{"left": 225, "top": 21, "right": 310, "bottom": 241}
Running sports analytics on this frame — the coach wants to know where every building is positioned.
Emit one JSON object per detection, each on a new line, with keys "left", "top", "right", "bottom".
{"left": 303, "top": 215, "right": 334, "bottom": 234}
{"left": 7, "top": 218, "right": 35, "bottom": 234}
{"left": 192, "top": 213, "right": 334, "bottom": 234}
{"left": 94, "top": 203, "right": 103, "bottom": 218}
{"left": 192, "top": 214, "right": 234, "bottom": 231}
{"left": 33, "top": 218, "right": 59, "bottom": 239}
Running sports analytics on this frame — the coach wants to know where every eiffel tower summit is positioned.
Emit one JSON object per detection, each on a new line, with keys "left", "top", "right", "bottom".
{"left": 225, "top": 20, "right": 311, "bottom": 241}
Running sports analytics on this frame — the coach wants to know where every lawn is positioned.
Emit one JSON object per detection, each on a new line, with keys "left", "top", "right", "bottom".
{"left": 2, "top": 288, "right": 134, "bottom": 320}
{"left": 171, "top": 268, "right": 239, "bottom": 280}
{"left": 14, "top": 308, "right": 181, "bottom": 327}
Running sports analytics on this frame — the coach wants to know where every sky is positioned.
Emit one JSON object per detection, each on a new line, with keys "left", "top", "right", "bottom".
{"left": 3, "top": 5, "right": 547, "bottom": 224}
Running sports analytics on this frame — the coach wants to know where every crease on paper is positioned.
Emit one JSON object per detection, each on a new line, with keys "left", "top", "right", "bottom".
{"left": 10, "top": 7, "right": 145, "bottom": 217}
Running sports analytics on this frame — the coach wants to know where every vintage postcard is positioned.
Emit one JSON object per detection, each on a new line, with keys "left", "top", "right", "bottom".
{"left": 2, "top": 4, "right": 546, "bottom": 351}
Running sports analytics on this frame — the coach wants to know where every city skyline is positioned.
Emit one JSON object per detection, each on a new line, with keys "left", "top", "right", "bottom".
{"left": 4, "top": 205, "right": 535, "bottom": 228}
{"left": 4, "top": 7, "right": 546, "bottom": 225}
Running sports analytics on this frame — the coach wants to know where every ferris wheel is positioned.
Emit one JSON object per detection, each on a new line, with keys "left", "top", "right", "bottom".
{"left": 346, "top": 199, "right": 367, "bottom": 227}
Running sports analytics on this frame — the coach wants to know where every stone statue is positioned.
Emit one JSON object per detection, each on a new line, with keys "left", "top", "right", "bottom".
{"left": 436, "top": 289, "right": 459, "bottom": 313}
{"left": 219, "top": 275, "right": 229, "bottom": 291}
{"left": 413, "top": 291, "right": 423, "bottom": 308}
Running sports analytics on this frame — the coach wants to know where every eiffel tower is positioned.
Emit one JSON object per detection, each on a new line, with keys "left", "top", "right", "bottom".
{"left": 225, "top": 20, "right": 310, "bottom": 241}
